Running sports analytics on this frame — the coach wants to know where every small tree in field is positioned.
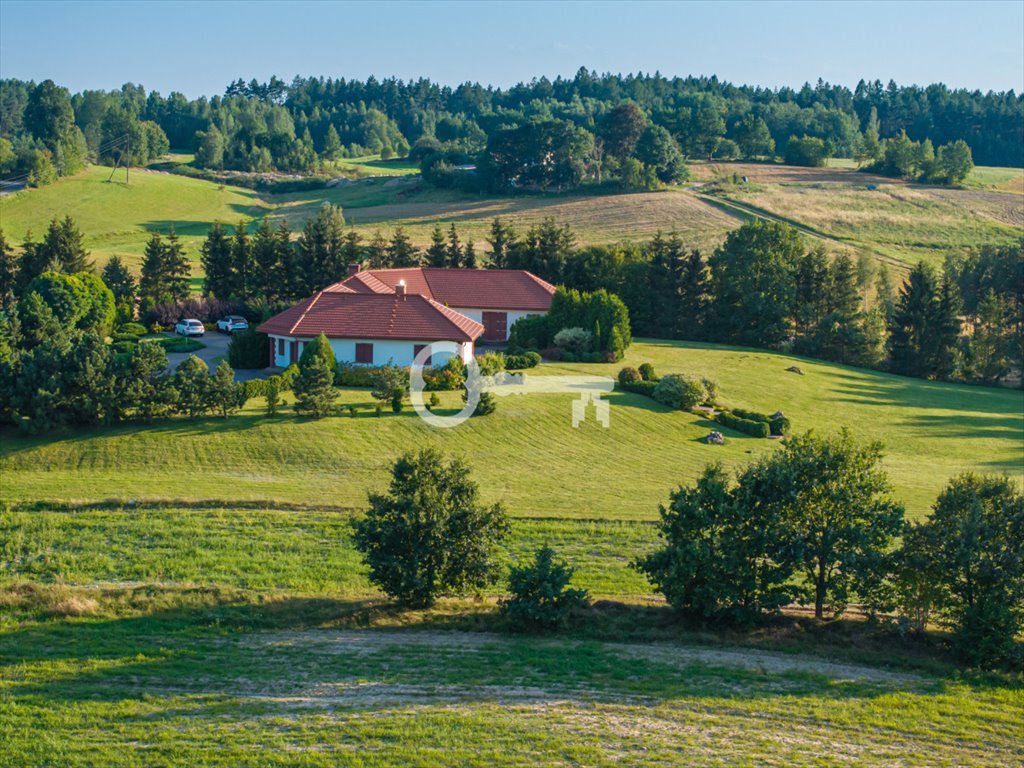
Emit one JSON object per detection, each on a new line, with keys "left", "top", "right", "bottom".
{"left": 501, "top": 546, "right": 589, "bottom": 631}
{"left": 209, "top": 360, "right": 245, "bottom": 417}
{"left": 352, "top": 449, "right": 509, "bottom": 608}
{"left": 265, "top": 376, "right": 281, "bottom": 416}
{"left": 293, "top": 333, "right": 336, "bottom": 418}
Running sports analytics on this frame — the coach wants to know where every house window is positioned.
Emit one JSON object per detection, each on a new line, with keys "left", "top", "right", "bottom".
{"left": 413, "top": 344, "right": 432, "bottom": 366}
{"left": 355, "top": 343, "right": 373, "bottom": 364}
{"left": 277, "top": 338, "right": 285, "bottom": 356}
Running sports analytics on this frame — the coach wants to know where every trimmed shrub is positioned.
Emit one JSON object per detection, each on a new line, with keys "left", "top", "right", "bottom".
{"left": 715, "top": 410, "right": 770, "bottom": 438}
{"left": 619, "top": 379, "right": 659, "bottom": 397}
{"left": 505, "top": 351, "right": 541, "bottom": 370}
{"left": 243, "top": 378, "right": 269, "bottom": 399}
{"left": 618, "top": 367, "right": 642, "bottom": 385}
{"left": 227, "top": 330, "right": 270, "bottom": 369}
{"left": 638, "top": 363, "right": 657, "bottom": 381}
{"left": 119, "top": 322, "right": 147, "bottom": 337}
{"left": 476, "top": 351, "right": 506, "bottom": 377}
{"left": 653, "top": 374, "right": 707, "bottom": 410}
{"left": 279, "top": 364, "right": 299, "bottom": 391}
{"left": 770, "top": 415, "right": 791, "bottom": 436}
{"left": 540, "top": 347, "right": 563, "bottom": 361}
{"left": 336, "top": 362, "right": 378, "bottom": 387}
{"left": 500, "top": 546, "right": 589, "bottom": 631}
{"left": 112, "top": 333, "right": 139, "bottom": 344}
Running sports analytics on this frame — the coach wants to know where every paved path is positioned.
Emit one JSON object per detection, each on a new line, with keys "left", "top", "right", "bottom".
{"left": 162, "top": 332, "right": 272, "bottom": 382}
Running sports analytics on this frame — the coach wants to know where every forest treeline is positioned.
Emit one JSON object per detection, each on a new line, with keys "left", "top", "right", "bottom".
{"left": 1, "top": 69, "right": 1019, "bottom": 189}
{"left": 4, "top": 208, "right": 1019, "bottom": 390}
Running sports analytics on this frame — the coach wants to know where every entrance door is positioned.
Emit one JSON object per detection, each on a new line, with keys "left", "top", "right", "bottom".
{"left": 482, "top": 311, "right": 507, "bottom": 342}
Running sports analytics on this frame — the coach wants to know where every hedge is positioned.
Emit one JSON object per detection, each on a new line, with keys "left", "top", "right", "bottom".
{"left": 729, "top": 407, "right": 791, "bottom": 436}
{"left": 714, "top": 410, "right": 770, "bottom": 438}
{"left": 506, "top": 351, "right": 541, "bottom": 370}
{"left": 618, "top": 380, "right": 659, "bottom": 397}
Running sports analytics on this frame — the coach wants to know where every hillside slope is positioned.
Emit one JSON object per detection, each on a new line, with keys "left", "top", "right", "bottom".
{"left": 2, "top": 340, "right": 1020, "bottom": 519}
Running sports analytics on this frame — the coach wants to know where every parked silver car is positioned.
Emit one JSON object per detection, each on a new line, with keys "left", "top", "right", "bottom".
{"left": 174, "top": 318, "right": 205, "bottom": 337}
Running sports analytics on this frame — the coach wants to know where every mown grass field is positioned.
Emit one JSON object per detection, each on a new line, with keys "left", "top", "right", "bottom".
{"left": 2, "top": 503, "right": 1022, "bottom": 767}
{"left": 2, "top": 340, "right": 1021, "bottom": 520}
{"left": 2, "top": 339, "right": 1022, "bottom": 765}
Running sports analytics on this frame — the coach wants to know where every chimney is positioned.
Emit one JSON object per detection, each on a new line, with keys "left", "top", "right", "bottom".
{"left": 396, "top": 279, "right": 407, "bottom": 298}
{"left": 347, "top": 263, "right": 360, "bottom": 277}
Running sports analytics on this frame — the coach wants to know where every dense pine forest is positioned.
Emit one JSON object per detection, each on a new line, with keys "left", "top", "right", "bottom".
{"left": 1, "top": 69, "right": 1021, "bottom": 189}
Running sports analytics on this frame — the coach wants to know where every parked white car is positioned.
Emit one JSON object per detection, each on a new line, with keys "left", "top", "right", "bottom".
{"left": 216, "top": 315, "right": 249, "bottom": 333}
{"left": 174, "top": 318, "right": 206, "bottom": 337}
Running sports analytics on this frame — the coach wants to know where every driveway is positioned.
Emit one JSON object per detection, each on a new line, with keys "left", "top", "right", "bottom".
{"left": 162, "top": 332, "right": 272, "bottom": 382}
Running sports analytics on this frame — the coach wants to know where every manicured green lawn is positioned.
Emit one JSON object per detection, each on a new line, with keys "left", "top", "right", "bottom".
{"left": 2, "top": 341, "right": 1021, "bottom": 520}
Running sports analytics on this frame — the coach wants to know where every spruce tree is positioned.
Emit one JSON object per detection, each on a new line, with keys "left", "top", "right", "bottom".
{"left": 138, "top": 233, "right": 168, "bottom": 307}
{"left": 366, "top": 230, "right": 389, "bottom": 268}
{"left": 200, "top": 223, "right": 233, "bottom": 299}
{"left": 250, "top": 218, "right": 279, "bottom": 302}
{"left": 827, "top": 254, "right": 861, "bottom": 317}
{"left": 793, "top": 246, "right": 830, "bottom": 338}
{"left": 426, "top": 224, "right": 448, "bottom": 267}
{"left": 445, "top": 223, "right": 463, "bottom": 267}
{"left": 101, "top": 256, "right": 136, "bottom": 302}
{"left": 676, "top": 249, "right": 709, "bottom": 340}
{"left": 41, "top": 216, "right": 91, "bottom": 274}
{"left": 932, "top": 274, "right": 962, "bottom": 380}
{"left": 463, "top": 240, "right": 478, "bottom": 269}
{"left": 969, "top": 290, "right": 1010, "bottom": 383}
{"left": 387, "top": 227, "right": 420, "bottom": 267}
{"left": 486, "top": 217, "right": 517, "bottom": 269}
{"left": 230, "top": 221, "right": 253, "bottom": 300}
{"left": 163, "top": 229, "right": 191, "bottom": 304}
{"left": 293, "top": 333, "right": 337, "bottom": 418}
{"left": 888, "top": 262, "right": 939, "bottom": 378}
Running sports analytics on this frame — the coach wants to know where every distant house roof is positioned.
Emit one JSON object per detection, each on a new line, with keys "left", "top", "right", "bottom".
{"left": 328, "top": 267, "right": 556, "bottom": 311}
{"left": 256, "top": 291, "right": 483, "bottom": 342}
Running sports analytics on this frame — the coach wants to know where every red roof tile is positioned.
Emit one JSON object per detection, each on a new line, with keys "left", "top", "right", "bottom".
{"left": 328, "top": 267, "right": 556, "bottom": 311}
{"left": 256, "top": 291, "right": 483, "bottom": 342}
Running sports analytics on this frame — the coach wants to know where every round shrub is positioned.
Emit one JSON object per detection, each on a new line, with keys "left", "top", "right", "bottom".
{"left": 638, "top": 363, "right": 657, "bottom": 381}
{"left": 652, "top": 374, "right": 707, "bottom": 410}
{"left": 552, "top": 327, "right": 593, "bottom": 354}
{"left": 618, "top": 367, "right": 642, "bottom": 385}
{"left": 770, "top": 415, "right": 791, "bottom": 436}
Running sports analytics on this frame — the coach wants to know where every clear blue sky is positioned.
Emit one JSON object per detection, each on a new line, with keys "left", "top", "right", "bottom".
{"left": 2, "top": 0, "right": 1022, "bottom": 97}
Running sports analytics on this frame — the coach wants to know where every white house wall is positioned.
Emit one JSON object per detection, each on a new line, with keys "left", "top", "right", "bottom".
{"left": 269, "top": 335, "right": 472, "bottom": 368}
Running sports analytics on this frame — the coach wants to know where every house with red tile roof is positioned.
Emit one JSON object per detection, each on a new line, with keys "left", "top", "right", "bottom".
{"left": 256, "top": 267, "right": 555, "bottom": 367}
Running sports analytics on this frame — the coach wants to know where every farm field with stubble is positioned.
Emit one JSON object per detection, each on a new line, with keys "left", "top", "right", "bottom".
{"left": 3, "top": 157, "right": 1021, "bottom": 279}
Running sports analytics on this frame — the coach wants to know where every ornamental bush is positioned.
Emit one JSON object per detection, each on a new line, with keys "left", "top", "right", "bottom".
{"left": 501, "top": 546, "right": 589, "bottom": 631}
{"left": 618, "top": 366, "right": 642, "bottom": 385}
{"left": 552, "top": 326, "right": 592, "bottom": 353}
{"left": 653, "top": 374, "right": 707, "bottom": 410}
{"left": 505, "top": 351, "right": 541, "bottom": 370}
{"left": 638, "top": 363, "right": 657, "bottom": 381}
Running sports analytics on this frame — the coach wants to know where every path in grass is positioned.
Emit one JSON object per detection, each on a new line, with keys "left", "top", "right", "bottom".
{"left": 2, "top": 341, "right": 1020, "bottom": 520}
{"left": 2, "top": 617, "right": 1020, "bottom": 767}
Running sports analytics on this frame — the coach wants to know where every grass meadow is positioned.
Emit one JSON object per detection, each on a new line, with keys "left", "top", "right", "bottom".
{"left": 3, "top": 160, "right": 1024, "bottom": 765}
{"left": 2, "top": 341, "right": 1021, "bottom": 519}
{"left": 3, "top": 157, "right": 1020, "bottom": 280}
